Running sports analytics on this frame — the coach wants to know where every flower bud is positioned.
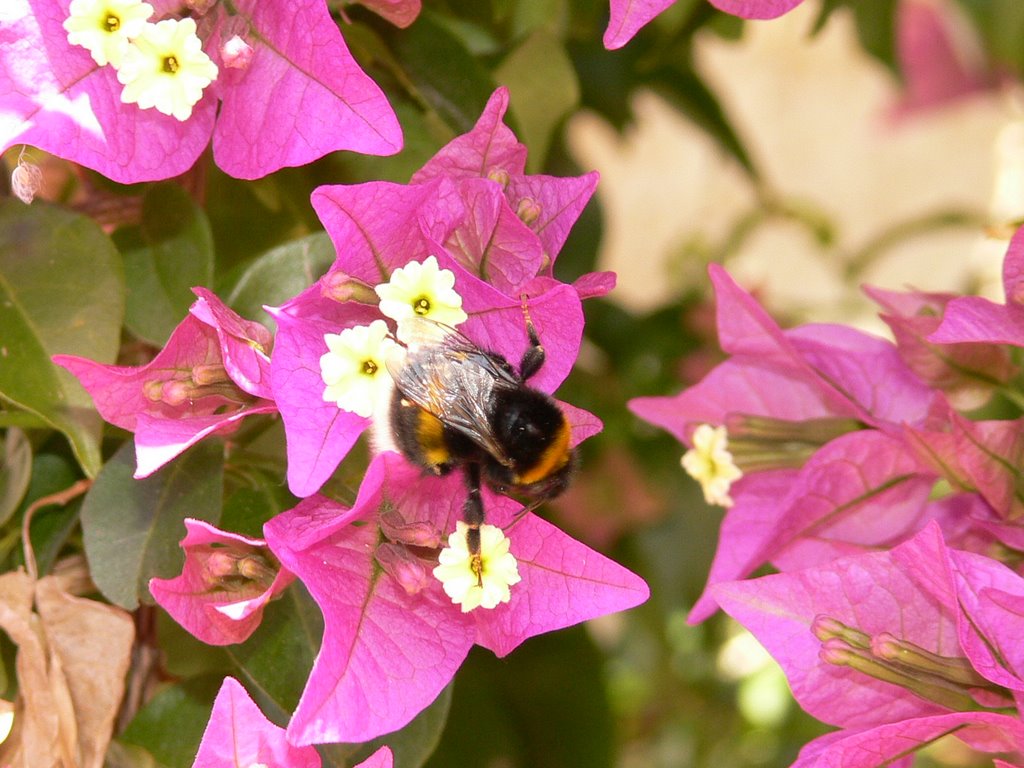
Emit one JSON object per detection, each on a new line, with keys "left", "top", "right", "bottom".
{"left": 143, "top": 379, "right": 166, "bottom": 402}
{"left": 516, "top": 197, "right": 542, "bottom": 225}
{"left": 161, "top": 379, "right": 193, "bottom": 406}
{"left": 191, "top": 363, "right": 230, "bottom": 386}
{"left": 11, "top": 159, "right": 43, "bottom": 204}
{"left": 810, "top": 615, "right": 870, "bottom": 648}
{"left": 486, "top": 168, "right": 510, "bottom": 188}
{"left": 375, "top": 543, "right": 430, "bottom": 595}
{"left": 321, "top": 271, "right": 379, "bottom": 305}
{"left": 379, "top": 509, "right": 442, "bottom": 548}
{"left": 220, "top": 34, "right": 253, "bottom": 70}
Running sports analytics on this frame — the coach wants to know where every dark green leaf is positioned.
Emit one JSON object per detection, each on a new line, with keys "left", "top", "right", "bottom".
{"left": 0, "top": 200, "right": 124, "bottom": 476}
{"left": 391, "top": 11, "right": 497, "bottom": 136}
{"left": 120, "top": 674, "right": 224, "bottom": 768}
{"left": 206, "top": 171, "right": 315, "bottom": 276}
{"left": 156, "top": 609, "right": 231, "bottom": 679}
{"left": 25, "top": 490, "right": 80, "bottom": 577}
{"left": 425, "top": 628, "right": 614, "bottom": 768}
{"left": 848, "top": 0, "right": 898, "bottom": 73}
{"left": 220, "top": 482, "right": 295, "bottom": 540}
{"left": 2, "top": 451, "right": 79, "bottom": 572}
{"left": 495, "top": 31, "right": 580, "bottom": 172}
{"left": 226, "top": 582, "right": 323, "bottom": 722}
{"left": 222, "top": 233, "right": 335, "bottom": 329}
{"left": 115, "top": 183, "right": 215, "bottom": 346}
{"left": 0, "top": 428, "right": 31, "bottom": 526}
{"left": 81, "top": 440, "right": 223, "bottom": 610}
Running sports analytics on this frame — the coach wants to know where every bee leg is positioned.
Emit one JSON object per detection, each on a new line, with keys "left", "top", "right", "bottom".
{"left": 505, "top": 497, "right": 544, "bottom": 532}
{"left": 518, "top": 297, "right": 546, "bottom": 382}
{"left": 463, "top": 462, "right": 484, "bottom": 561}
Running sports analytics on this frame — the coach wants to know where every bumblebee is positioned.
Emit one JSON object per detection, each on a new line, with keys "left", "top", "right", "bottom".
{"left": 376, "top": 312, "right": 577, "bottom": 556}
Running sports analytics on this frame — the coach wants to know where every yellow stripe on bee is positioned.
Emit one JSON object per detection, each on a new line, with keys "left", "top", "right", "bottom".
{"left": 416, "top": 410, "right": 451, "bottom": 468}
{"left": 515, "top": 418, "right": 571, "bottom": 486}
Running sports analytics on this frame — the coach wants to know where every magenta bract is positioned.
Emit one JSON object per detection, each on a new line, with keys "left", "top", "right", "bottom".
{"left": 150, "top": 519, "right": 294, "bottom": 646}
{"left": 263, "top": 453, "right": 649, "bottom": 744}
{"left": 3, "top": 0, "right": 402, "bottom": 182}
{"left": 54, "top": 290, "right": 276, "bottom": 478}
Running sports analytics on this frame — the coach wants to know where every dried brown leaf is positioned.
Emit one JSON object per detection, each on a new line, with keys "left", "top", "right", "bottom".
{"left": 0, "top": 566, "right": 134, "bottom": 768}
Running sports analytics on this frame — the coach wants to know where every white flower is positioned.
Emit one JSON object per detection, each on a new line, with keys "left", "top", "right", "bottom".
{"left": 63, "top": 0, "right": 153, "bottom": 68}
{"left": 433, "top": 522, "right": 521, "bottom": 612}
{"left": 681, "top": 424, "right": 743, "bottom": 508}
{"left": 320, "top": 320, "right": 397, "bottom": 418}
{"left": 117, "top": 18, "right": 218, "bottom": 122}
{"left": 375, "top": 256, "right": 468, "bottom": 341}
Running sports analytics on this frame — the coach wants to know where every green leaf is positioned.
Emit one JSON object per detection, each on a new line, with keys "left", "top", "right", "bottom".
{"left": 156, "top": 609, "right": 231, "bottom": 679}
{"left": 495, "top": 31, "right": 580, "bottom": 172}
{"left": 0, "top": 200, "right": 124, "bottom": 476}
{"left": 391, "top": 11, "right": 497, "bottom": 136}
{"left": 0, "top": 428, "right": 31, "bottom": 526}
{"left": 25, "top": 489, "right": 81, "bottom": 577}
{"left": 226, "top": 583, "right": 322, "bottom": 722}
{"left": 221, "top": 232, "right": 335, "bottom": 329}
{"left": 848, "top": 0, "right": 898, "bottom": 73}
{"left": 120, "top": 674, "right": 224, "bottom": 768}
{"left": 115, "top": 183, "right": 215, "bottom": 347}
{"left": 220, "top": 481, "right": 295, "bottom": 540}
{"left": 81, "top": 440, "right": 224, "bottom": 610}
{"left": 425, "top": 628, "right": 614, "bottom": 768}
{"left": 509, "top": 0, "right": 569, "bottom": 39}
{"left": 1, "top": 452, "right": 78, "bottom": 572}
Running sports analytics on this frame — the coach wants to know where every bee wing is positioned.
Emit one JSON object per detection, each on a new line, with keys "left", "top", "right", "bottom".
{"left": 387, "top": 318, "right": 518, "bottom": 465}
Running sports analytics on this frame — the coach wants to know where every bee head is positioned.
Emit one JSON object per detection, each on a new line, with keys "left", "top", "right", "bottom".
{"left": 488, "top": 388, "right": 576, "bottom": 497}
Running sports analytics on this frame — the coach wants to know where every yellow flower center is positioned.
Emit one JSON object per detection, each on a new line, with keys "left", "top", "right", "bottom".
{"left": 361, "top": 359, "right": 378, "bottom": 376}
{"left": 413, "top": 296, "right": 431, "bottom": 315}
{"left": 104, "top": 13, "right": 120, "bottom": 31}
{"left": 162, "top": 54, "right": 179, "bottom": 74}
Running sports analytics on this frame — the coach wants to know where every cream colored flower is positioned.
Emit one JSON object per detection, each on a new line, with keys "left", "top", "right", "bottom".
{"left": 63, "top": 0, "right": 153, "bottom": 68}
{"left": 681, "top": 424, "right": 743, "bottom": 508}
{"left": 433, "top": 522, "right": 521, "bottom": 612}
{"left": 375, "top": 256, "right": 468, "bottom": 341}
{"left": 320, "top": 320, "right": 397, "bottom": 418}
{"left": 117, "top": 18, "right": 218, "bottom": 121}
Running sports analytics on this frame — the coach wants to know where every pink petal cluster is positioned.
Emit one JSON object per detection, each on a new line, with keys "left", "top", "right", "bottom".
{"left": 272, "top": 87, "right": 612, "bottom": 497}
{"left": 633, "top": 226, "right": 1024, "bottom": 765}
{"left": 194, "top": 676, "right": 394, "bottom": 767}
{"left": 263, "top": 452, "right": 649, "bottom": 744}
{"left": 149, "top": 519, "right": 294, "bottom": 646}
{"left": 714, "top": 524, "right": 1024, "bottom": 766}
{"left": 2, "top": 0, "right": 405, "bottom": 182}
{"left": 55, "top": 87, "right": 647, "bottom": 757}
{"left": 631, "top": 265, "right": 951, "bottom": 621}
{"left": 604, "top": 0, "right": 803, "bottom": 50}
{"left": 54, "top": 288, "right": 276, "bottom": 478}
